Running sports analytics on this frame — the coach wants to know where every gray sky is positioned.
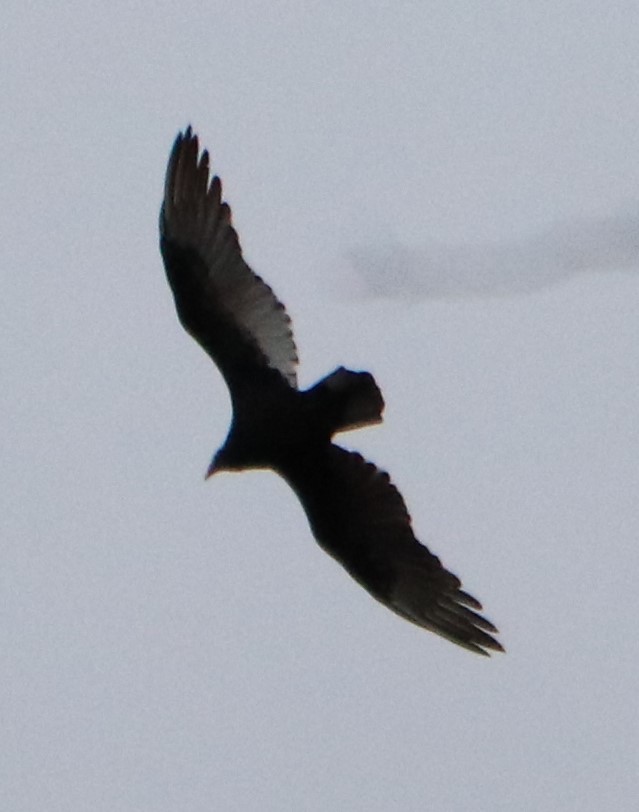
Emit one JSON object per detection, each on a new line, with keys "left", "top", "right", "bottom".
{"left": 2, "top": 2, "right": 638, "bottom": 810}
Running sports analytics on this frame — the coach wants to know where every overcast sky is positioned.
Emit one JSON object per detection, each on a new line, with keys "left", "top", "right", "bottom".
{"left": 2, "top": 2, "right": 638, "bottom": 811}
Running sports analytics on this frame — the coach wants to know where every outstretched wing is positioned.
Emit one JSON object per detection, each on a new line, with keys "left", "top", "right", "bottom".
{"left": 160, "top": 127, "right": 298, "bottom": 393}
{"left": 280, "top": 445, "right": 503, "bottom": 655}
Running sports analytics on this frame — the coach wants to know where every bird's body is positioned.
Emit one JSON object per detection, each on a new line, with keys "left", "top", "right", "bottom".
{"left": 160, "top": 127, "right": 503, "bottom": 655}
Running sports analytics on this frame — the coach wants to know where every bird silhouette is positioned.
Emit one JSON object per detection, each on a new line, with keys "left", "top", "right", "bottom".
{"left": 159, "top": 127, "right": 503, "bottom": 655}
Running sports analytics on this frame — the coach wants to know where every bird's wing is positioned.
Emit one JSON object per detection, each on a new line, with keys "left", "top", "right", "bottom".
{"left": 280, "top": 445, "right": 503, "bottom": 655}
{"left": 160, "top": 127, "right": 298, "bottom": 392}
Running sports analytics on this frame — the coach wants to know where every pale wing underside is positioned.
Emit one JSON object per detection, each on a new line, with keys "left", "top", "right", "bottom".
{"left": 160, "top": 128, "right": 298, "bottom": 387}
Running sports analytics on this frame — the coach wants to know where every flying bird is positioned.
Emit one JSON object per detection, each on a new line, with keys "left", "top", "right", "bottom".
{"left": 159, "top": 127, "right": 503, "bottom": 655}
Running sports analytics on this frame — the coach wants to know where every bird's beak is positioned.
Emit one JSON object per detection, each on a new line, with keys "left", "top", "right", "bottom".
{"left": 205, "top": 460, "right": 218, "bottom": 480}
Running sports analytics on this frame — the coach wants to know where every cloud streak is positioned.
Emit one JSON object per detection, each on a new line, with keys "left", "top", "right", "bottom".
{"left": 348, "top": 211, "right": 639, "bottom": 299}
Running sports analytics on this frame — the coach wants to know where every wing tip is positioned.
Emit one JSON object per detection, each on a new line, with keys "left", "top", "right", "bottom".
{"left": 392, "top": 582, "right": 505, "bottom": 656}
{"left": 445, "top": 590, "right": 505, "bottom": 655}
{"left": 436, "top": 616, "right": 505, "bottom": 657}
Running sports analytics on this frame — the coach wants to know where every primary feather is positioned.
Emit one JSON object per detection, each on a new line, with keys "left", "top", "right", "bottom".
{"left": 159, "top": 127, "right": 503, "bottom": 656}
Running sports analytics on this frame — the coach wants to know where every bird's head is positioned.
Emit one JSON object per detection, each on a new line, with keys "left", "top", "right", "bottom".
{"left": 205, "top": 447, "right": 229, "bottom": 479}
{"left": 206, "top": 424, "right": 267, "bottom": 478}
{"left": 205, "top": 439, "right": 249, "bottom": 478}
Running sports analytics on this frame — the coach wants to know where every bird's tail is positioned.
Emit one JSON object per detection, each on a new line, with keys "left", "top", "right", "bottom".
{"left": 308, "top": 367, "right": 384, "bottom": 435}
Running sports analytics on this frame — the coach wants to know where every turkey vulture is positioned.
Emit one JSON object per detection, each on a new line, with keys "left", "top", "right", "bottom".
{"left": 159, "top": 127, "right": 503, "bottom": 656}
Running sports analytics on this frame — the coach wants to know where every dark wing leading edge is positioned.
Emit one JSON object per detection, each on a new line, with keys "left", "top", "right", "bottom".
{"left": 280, "top": 445, "right": 503, "bottom": 655}
{"left": 159, "top": 127, "right": 298, "bottom": 393}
